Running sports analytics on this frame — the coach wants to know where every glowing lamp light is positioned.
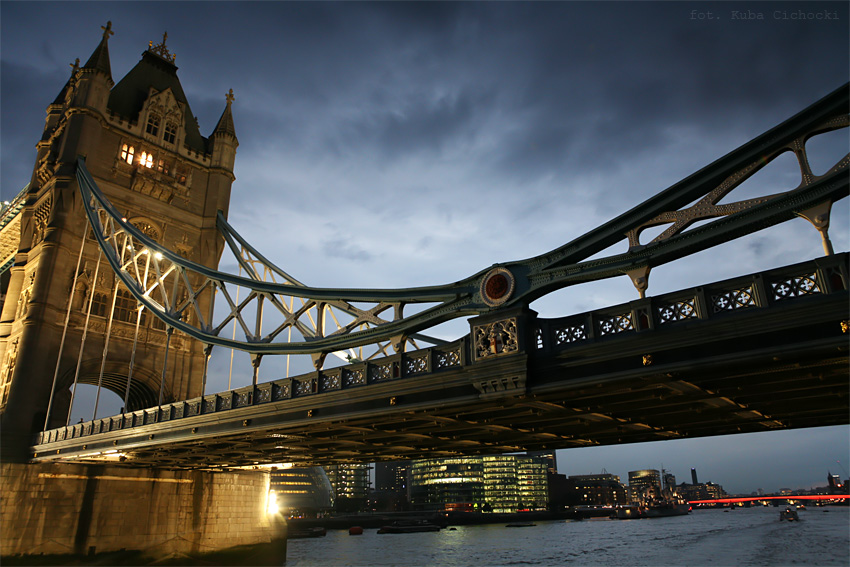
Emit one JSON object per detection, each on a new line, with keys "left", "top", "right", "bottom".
{"left": 153, "top": 252, "right": 163, "bottom": 260}
{"left": 267, "top": 491, "right": 280, "bottom": 515}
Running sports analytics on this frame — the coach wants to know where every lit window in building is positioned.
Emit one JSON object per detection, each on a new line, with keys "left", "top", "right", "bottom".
{"left": 120, "top": 144, "right": 135, "bottom": 164}
{"left": 146, "top": 113, "right": 160, "bottom": 136}
{"left": 156, "top": 159, "right": 169, "bottom": 175}
{"left": 140, "top": 151, "right": 153, "bottom": 168}
{"left": 164, "top": 122, "right": 177, "bottom": 144}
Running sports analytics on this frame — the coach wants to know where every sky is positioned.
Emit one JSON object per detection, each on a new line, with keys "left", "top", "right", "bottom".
{"left": 1, "top": 1, "right": 848, "bottom": 495}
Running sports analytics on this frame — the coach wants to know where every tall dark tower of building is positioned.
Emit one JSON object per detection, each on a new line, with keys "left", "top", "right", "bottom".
{"left": 0, "top": 24, "right": 238, "bottom": 459}
{"left": 691, "top": 468, "right": 699, "bottom": 485}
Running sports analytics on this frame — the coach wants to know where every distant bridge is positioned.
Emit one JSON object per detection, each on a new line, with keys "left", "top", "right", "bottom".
{"left": 29, "top": 83, "right": 850, "bottom": 468}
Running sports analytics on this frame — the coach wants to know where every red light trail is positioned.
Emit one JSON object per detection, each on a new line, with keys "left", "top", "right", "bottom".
{"left": 689, "top": 495, "right": 849, "bottom": 504}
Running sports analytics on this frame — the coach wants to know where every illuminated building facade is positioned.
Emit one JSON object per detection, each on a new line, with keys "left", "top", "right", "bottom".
{"left": 269, "top": 466, "right": 334, "bottom": 517}
{"left": 568, "top": 473, "right": 626, "bottom": 506}
{"left": 628, "top": 469, "right": 662, "bottom": 503}
{"left": 324, "top": 463, "right": 371, "bottom": 508}
{"left": 409, "top": 454, "right": 549, "bottom": 513}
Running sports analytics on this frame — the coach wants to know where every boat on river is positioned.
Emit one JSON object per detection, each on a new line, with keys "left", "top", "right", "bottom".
{"left": 780, "top": 506, "right": 800, "bottom": 521}
{"left": 288, "top": 526, "right": 327, "bottom": 538}
{"left": 377, "top": 520, "right": 442, "bottom": 534}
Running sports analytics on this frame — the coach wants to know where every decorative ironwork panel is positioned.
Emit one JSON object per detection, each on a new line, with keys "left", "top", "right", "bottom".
{"left": 657, "top": 297, "right": 698, "bottom": 324}
{"left": 83, "top": 423, "right": 92, "bottom": 436}
{"left": 173, "top": 404, "right": 184, "bottom": 419}
{"left": 343, "top": 368, "right": 365, "bottom": 387}
{"left": 473, "top": 317, "right": 519, "bottom": 360}
{"left": 273, "top": 382, "right": 291, "bottom": 400}
{"left": 294, "top": 379, "right": 315, "bottom": 396}
{"left": 597, "top": 313, "right": 633, "bottom": 336}
{"left": 535, "top": 328, "right": 544, "bottom": 350}
{"left": 203, "top": 398, "right": 216, "bottom": 414}
{"left": 234, "top": 391, "right": 252, "bottom": 407}
{"left": 436, "top": 348, "right": 461, "bottom": 369}
{"left": 186, "top": 402, "right": 200, "bottom": 417}
{"left": 144, "top": 411, "right": 157, "bottom": 425}
{"left": 370, "top": 361, "right": 395, "bottom": 382}
{"left": 159, "top": 406, "right": 171, "bottom": 421}
{"left": 321, "top": 373, "right": 341, "bottom": 391}
{"left": 405, "top": 353, "right": 428, "bottom": 376}
{"left": 218, "top": 396, "right": 232, "bottom": 410}
{"left": 771, "top": 273, "right": 821, "bottom": 300}
{"left": 57, "top": 429, "right": 66, "bottom": 441}
{"left": 554, "top": 323, "right": 587, "bottom": 345}
{"left": 256, "top": 387, "right": 272, "bottom": 403}
{"left": 712, "top": 286, "right": 756, "bottom": 312}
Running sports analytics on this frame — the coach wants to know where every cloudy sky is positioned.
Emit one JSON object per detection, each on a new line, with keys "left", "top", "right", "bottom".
{"left": 2, "top": 1, "right": 848, "bottom": 494}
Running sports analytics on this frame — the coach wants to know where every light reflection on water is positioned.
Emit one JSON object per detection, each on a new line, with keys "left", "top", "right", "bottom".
{"left": 285, "top": 506, "right": 849, "bottom": 567}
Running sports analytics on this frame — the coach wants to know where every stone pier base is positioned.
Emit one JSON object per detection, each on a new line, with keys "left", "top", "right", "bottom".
{"left": 0, "top": 461, "right": 285, "bottom": 563}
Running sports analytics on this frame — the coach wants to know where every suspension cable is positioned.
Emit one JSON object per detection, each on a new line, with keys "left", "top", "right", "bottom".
{"left": 44, "top": 225, "right": 89, "bottom": 431}
{"left": 66, "top": 245, "right": 103, "bottom": 425}
{"left": 93, "top": 232, "right": 129, "bottom": 420}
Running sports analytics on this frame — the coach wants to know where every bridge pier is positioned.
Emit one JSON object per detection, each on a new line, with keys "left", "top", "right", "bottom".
{"left": 1, "top": 462, "right": 286, "bottom": 564}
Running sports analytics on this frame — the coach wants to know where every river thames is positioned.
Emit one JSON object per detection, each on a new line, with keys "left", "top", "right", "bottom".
{"left": 285, "top": 506, "right": 849, "bottom": 566}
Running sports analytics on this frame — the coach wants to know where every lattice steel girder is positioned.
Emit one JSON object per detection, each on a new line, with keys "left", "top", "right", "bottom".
{"left": 77, "top": 83, "right": 849, "bottom": 357}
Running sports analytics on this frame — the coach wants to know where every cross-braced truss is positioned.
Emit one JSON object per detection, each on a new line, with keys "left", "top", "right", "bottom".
{"left": 77, "top": 83, "right": 849, "bottom": 368}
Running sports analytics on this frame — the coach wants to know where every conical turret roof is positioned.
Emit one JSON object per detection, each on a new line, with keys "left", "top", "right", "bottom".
{"left": 82, "top": 21, "right": 114, "bottom": 83}
{"left": 212, "top": 89, "right": 237, "bottom": 140}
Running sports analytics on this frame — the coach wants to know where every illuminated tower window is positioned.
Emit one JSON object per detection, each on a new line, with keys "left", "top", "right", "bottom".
{"left": 146, "top": 113, "right": 160, "bottom": 136}
{"left": 120, "top": 144, "right": 135, "bottom": 164}
{"left": 140, "top": 151, "right": 153, "bottom": 168}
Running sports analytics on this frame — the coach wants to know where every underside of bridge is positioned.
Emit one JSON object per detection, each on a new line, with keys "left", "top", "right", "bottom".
{"left": 32, "top": 255, "right": 849, "bottom": 469}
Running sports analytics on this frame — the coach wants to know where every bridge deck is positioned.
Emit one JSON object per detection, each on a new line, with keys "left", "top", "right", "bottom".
{"left": 31, "top": 254, "right": 848, "bottom": 468}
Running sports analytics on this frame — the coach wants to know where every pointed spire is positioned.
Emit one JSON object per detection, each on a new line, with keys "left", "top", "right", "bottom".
{"left": 82, "top": 21, "right": 113, "bottom": 84}
{"left": 212, "top": 89, "right": 237, "bottom": 139}
{"left": 50, "top": 59, "right": 80, "bottom": 106}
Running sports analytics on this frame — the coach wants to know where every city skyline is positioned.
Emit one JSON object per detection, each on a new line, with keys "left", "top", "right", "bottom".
{"left": 1, "top": 2, "right": 847, "bottom": 496}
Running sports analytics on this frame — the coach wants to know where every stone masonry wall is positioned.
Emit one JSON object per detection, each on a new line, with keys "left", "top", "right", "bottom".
{"left": 0, "top": 461, "right": 277, "bottom": 558}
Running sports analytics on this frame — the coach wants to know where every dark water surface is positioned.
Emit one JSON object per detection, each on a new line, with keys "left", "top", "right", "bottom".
{"left": 285, "top": 506, "right": 849, "bottom": 567}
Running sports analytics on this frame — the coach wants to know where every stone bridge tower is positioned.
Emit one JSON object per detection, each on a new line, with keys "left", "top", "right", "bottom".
{"left": 0, "top": 24, "right": 238, "bottom": 460}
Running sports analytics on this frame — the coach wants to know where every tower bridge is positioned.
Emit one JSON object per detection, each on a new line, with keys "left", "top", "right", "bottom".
{"left": 0, "top": 22, "right": 847, "bottom": 561}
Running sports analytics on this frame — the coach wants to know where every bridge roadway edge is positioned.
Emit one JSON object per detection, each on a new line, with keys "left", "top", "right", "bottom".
{"left": 0, "top": 461, "right": 287, "bottom": 562}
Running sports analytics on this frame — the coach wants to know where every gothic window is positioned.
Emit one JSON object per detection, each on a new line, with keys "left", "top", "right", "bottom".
{"left": 177, "top": 172, "right": 187, "bottom": 185}
{"left": 120, "top": 144, "right": 135, "bottom": 164}
{"left": 132, "top": 221, "right": 160, "bottom": 241}
{"left": 156, "top": 159, "right": 170, "bottom": 175}
{"left": 164, "top": 122, "right": 177, "bottom": 144}
{"left": 114, "top": 288, "right": 144, "bottom": 324}
{"left": 146, "top": 113, "right": 160, "bottom": 136}
{"left": 140, "top": 151, "right": 154, "bottom": 168}
{"left": 91, "top": 292, "right": 108, "bottom": 317}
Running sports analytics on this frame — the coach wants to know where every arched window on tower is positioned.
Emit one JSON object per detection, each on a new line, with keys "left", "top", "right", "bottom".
{"left": 146, "top": 113, "right": 160, "bottom": 137}
{"left": 139, "top": 151, "right": 154, "bottom": 169}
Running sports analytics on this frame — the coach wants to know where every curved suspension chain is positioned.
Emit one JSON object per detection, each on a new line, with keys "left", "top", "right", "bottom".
{"left": 77, "top": 83, "right": 849, "bottom": 358}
